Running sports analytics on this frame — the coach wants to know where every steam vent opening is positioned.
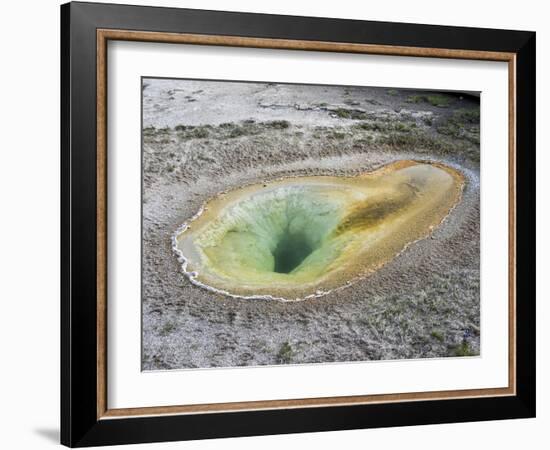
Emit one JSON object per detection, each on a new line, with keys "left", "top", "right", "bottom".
{"left": 174, "top": 161, "right": 465, "bottom": 301}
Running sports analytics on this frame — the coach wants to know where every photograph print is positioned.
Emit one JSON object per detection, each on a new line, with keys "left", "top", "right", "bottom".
{"left": 141, "top": 77, "right": 481, "bottom": 370}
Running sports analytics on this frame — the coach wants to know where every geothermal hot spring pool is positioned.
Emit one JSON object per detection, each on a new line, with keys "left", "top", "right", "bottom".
{"left": 173, "top": 161, "right": 464, "bottom": 301}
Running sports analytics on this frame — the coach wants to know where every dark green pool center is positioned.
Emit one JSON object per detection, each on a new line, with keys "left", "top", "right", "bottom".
{"left": 272, "top": 230, "right": 315, "bottom": 274}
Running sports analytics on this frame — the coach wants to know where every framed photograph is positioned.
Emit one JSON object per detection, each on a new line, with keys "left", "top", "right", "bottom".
{"left": 61, "top": 1, "right": 536, "bottom": 447}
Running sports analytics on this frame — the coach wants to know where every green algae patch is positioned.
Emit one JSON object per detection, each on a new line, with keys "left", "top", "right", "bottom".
{"left": 173, "top": 161, "right": 464, "bottom": 301}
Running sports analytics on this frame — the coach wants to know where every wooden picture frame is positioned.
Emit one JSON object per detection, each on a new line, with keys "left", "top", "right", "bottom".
{"left": 61, "top": 1, "right": 535, "bottom": 447}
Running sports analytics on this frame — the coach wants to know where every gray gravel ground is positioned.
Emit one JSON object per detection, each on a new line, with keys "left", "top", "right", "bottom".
{"left": 141, "top": 79, "right": 480, "bottom": 370}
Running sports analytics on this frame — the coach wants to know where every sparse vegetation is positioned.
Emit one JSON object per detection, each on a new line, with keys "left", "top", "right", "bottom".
{"left": 229, "top": 127, "right": 248, "bottom": 138}
{"left": 453, "top": 341, "right": 477, "bottom": 357}
{"left": 453, "top": 108, "right": 480, "bottom": 123}
{"left": 430, "top": 330, "right": 444, "bottom": 342}
{"left": 190, "top": 127, "right": 210, "bottom": 138}
{"left": 437, "top": 108, "right": 480, "bottom": 145}
{"left": 426, "top": 94, "right": 452, "bottom": 107}
{"left": 144, "top": 113, "right": 479, "bottom": 163}
{"left": 147, "top": 120, "right": 293, "bottom": 142}
{"left": 377, "top": 129, "right": 478, "bottom": 161}
{"left": 264, "top": 120, "right": 290, "bottom": 129}
{"left": 353, "top": 120, "right": 416, "bottom": 133}
{"left": 422, "top": 116, "right": 433, "bottom": 126}
{"left": 334, "top": 108, "right": 352, "bottom": 119}
{"left": 330, "top": 131, "right": 347, "bottom": 140}
{"left": 333, "top": 108, "right": 369, "bottom": 120}
{"left": 277, "top": 341, "right": 293, "bottom": 363}
{"left": 159, "top": 322, "right": 176, "bottom": 336}
{"left": 407, "top": 94, "right": 453, "bottom": 107}
{"left": 406, "top": 95, "right": 424, "bottom": 104}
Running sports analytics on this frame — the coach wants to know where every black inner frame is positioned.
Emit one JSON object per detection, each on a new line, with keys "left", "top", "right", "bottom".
{"left": 61, "top": 2, "right": 536, "bottom": 447}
